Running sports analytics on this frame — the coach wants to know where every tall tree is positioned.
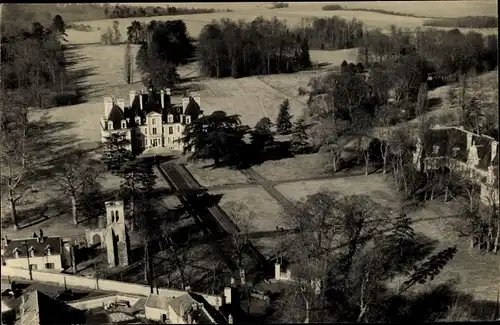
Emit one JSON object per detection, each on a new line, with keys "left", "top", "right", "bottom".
{"left": 250, "top": 117, "right": 275, "bottom": 154}
{"left": 53, "top": 150, "right": 103, "bottom": 225}
{"left": 290, "top": 118, "right": 311, "bottom": 154}
{"left": 119, "top": 159, "right": 156, "bottom": 231}
{"left": 102, "top": 132, "right": 135, "bottom": 173}
{"left": 124, "top": 42, "right": 133, "bottom": 84}
{"left": 180, "top": 110, "right": 248, "bottom": 166}
{"left": 112, "top": 20, "right": 121, "bottom": 44}
{"left": 276, "top": 98, "right": 293, "bottom": 135}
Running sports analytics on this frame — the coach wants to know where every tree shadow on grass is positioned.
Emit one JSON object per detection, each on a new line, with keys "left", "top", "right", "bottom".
{"left": 380, "top": 280, "right": 499, "bottom": 322}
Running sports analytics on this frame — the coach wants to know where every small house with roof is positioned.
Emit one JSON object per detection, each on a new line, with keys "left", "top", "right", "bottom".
{"left": 1, "top": 229, "right": 64, "bottom": 271}
{"left": 145, "top": 292, "right": 227, "bottom": 324}
{"left": 100, "top": 85, "right": 202, "bottom": 154}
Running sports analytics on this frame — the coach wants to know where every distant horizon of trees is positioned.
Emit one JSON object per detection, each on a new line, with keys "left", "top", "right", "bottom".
{"left": 198, "top": 17, "right": 312, "bottom": 78}
{"left": 423, "top": 16, "right": 498, "bottom": 29}
{"left": 107, "top": 4, "right": 232, "bottom": 19}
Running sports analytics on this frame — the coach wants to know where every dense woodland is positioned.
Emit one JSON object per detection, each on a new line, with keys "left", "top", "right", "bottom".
{"left": 107, "top": 4, "right": 231, "bottom": 19}
{"left": 198, "top": 18, "right": 312, "bottom": 78}
{"left": 0, "top": 15, "right": 76, "bottom": 107}
{"left": 423, "top": 16, "right": 498, "bottom": 28}
{"left": 134, "top": 20, "right": 195, "bottom": 88}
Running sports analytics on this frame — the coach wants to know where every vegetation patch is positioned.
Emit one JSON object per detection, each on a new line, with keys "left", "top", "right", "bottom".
{"left": 423, "top": 16, "right": 498, "bottom": 29}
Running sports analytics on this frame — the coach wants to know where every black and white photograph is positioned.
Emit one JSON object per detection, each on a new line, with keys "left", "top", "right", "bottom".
{"left": 0, "top": 1, "right": 498, "bottom": 324}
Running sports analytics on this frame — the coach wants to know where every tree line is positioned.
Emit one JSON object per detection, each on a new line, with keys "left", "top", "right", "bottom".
{"left": 198, "top": 17, "right": 312, "bottom": 78}
{"left": 0, "top": 15, "right": 76, "bottom": 108}
{"left": 358, "top": 26, "right": 497, "bottom": 78}
{"left": 106, "top": 4, "right": 231, "bottom": 19}
{"left": 423, "top": 16, "right": 498, "bottom": 28}
{"left": 130, "top": 20, "right": 194, "bottom": 88}
{"left": 295, "top": 16, "right": 365, "bottom": 50}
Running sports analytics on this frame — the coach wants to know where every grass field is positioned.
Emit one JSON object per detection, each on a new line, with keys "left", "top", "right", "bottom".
{"left": 274, "top": 174, "right": 500, "bottom": 301}
{"left": 185, "top": 161, "right": 251, "bottom": 187}
{"left": 211, "top": 187, "right": 287, "bottom": 233}
{"left": 67, "top": 1, "right": 498, "bottom": 44}
{"left": 253, "top": 153, "right": 330, "bottom": 181}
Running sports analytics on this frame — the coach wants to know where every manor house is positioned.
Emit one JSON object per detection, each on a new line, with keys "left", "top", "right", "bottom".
{"left": 100, "top": 86, "right": 202, "bottom": 153}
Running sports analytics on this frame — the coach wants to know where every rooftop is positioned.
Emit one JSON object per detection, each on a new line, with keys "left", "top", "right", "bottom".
{"left": 3, "top": 236, "right": 62, "bottom": 259}
{"left": 21, "top": 290, "right": 86, "bottom": 325}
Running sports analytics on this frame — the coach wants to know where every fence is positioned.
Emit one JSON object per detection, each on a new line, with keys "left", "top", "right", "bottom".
{"left": 1, "top": 266, "right": 221, "bottom": 305}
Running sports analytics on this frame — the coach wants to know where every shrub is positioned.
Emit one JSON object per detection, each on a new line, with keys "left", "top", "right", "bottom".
{"left": 271, "top": 2, "right": 289, "bottom": 9}
{"left": 321, "top": 4, "right": 343, "bottom": 10}
{"left": 298, "top": 86, "right": 308, "bottom": 95}
{"left": 67, "top": 23, "right": 93, "bottom": 32}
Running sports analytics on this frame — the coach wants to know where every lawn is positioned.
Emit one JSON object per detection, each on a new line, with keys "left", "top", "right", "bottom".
{"left": 274, "top": 174, "right": 500, "bottom": 302}
{"left": 184, "top": 161, "right": 251, "bottom": 187}
{"left": 253, "top": 153, "right": 330, "bottom": 182}
{"left": 211, "top": 187, "right": 287, "bottom": 233}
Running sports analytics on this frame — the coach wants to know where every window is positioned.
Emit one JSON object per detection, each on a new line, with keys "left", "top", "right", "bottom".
{"left": 153, "top": 128, "right": 157, "bottom": 135}
{"left": 169, "top": 127, "right": 173, "bottom": 135}
{"left": 111, "top": 210, "right": 115, "bottom": 222}
{"left": 29, "top": 249, "right": 35, "bottom": 258}
{"left": 152, "top": 118, "right": 156, "bottom": 125}
{"left": 177, "top": 126, "right": 180, "bottom": 133}
{"left": 168, "top": 137, "right": 171, "bottom": 144}
{"left": 45, "top": 263, "right": 55, "bottom": 269}
{"left": 115, "top": 210, "right": 119, "bottom": 222}
{"left": 29, "top": 264, "right": 37, "bottom": 271}
{"left": 121, "top": 121, "right": 126, "bottom": 129}
{"left": 145, "top": 128, "right": 148, "bottom": 135}
{"left": 13, "top": 250, "right": 20, "bottom": 259}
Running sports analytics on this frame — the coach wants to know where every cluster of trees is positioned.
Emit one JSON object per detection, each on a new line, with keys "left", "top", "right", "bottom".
{"left": 271, "top": 2, "right": 289, "bottom": 9}
{"left": 1, "top": 15, "right": 70, "bottom": 107}
{"left": 423, "top": 16, "right": 498, "bottom": 28}
{"left": 100, "top": 20, "right": 122, "bottom": 45}
{"left": 198, "top": 17, "right": 311, "bottom": 78}
{"left": 180, "top": 98, "right": 313, "bottom": 167}
{"left": 132, "top": 20, "right": 194, "bottom": 88}
{"left": 270, "top": 190, "right": 460, "bottom": 322}
{"left": 294, "top": 16, "right": 365, "bottom": 50}
{"left": 358, "top": 26, "right": 498, "bottom": 77}
{"left": 105, "top": 4, "right": 228, "bottom": 19}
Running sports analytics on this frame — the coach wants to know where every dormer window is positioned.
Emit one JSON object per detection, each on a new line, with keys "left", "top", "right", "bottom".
{"left": 186, "top": 116, "right": 191, "bottom": 124}
{"left": 108, "top": 121, "right": 113, "bottom": 130}
{"left": 45, "top": 245, "right": 52, "bottom": 256}
{"left": 121, "top": 120, "right": 126, "bottom": 129}
{"left": 152, "top": 118, "right": 156, "bottom": 125}
{"left": 432, "top": 145, "right": 440, "bottom": 155}
{"left": 13, "top": 248, "right": 20, "bottom": 258}
{"left": 452, "top": 147, "right": 460, "bottom": 157}
{"left": 29, "top": 246, "right": 35, "bottom": 257}
{"left": 167, "top": 114, "right": 173, "bottom": 123}
{"left": 135, "top": 116, "right": 141, "bottom": 126}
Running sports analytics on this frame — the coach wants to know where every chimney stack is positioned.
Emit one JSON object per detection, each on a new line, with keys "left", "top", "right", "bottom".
{"left": 165, "top": 88, "right": 171, "bottom": 96}
{"left": 129, "top": 90, "right": 136, "bottom": 107}
{"left": 160, "top": 90, "right": 165, "bottom": 108}
{"left": 187, "top": 312, "right": 192, "bottom": 324}
{"left": 228, "top": 314, "right": 233, "bottom": 324}
{"left": 139, "top": 94, "right": 144, "bottom": 111}
{"left": 2, "top": 236, "right": 8, "bottom": 247}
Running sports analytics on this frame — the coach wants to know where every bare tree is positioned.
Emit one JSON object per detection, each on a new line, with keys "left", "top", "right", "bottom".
{"left": 0, "top": 94, "right": 39, "bottom": 230}
{"left": 226, "top": 201, "right": 254, "bottom": 274}
{"left": 52, "top": 150, "right": 103, "bottom": 225}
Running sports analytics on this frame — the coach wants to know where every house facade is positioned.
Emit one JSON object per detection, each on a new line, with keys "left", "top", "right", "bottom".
{"left": 100, "top": 87, "right": 202, "bottom": 154}
{"left": 1, "top": 231, "right": 63, "bottom": 271}
{"left": 413, "top": 125, "right": 499, "bottom": 205}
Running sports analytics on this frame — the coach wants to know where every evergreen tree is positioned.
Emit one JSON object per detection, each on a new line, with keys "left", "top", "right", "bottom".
{"left": 102, "top": 132, "right": 135, "bottom": 173}
{"left": 299, "top": 36, "right": 312, "bottom": 69}
{"left": 290, "top": 118, "right": 311, "bottom": 154}
{"left": 276, "top": 99, "right": 293, "bottom": 135}
{"left": 251, "top": 117, "right": 275, "bottom": 154}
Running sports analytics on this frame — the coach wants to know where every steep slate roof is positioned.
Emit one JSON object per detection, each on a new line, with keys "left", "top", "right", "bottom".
{"left": 107, "top": 104, "right": 125, "bottom": 130}
{"left": 3, "top": 236, "right": 62, "bottom": 259}
{"left": 169, "top": 293, "right": 217, "bottom": 324}
{"left": 184, "top": 97, "right": 201, "bottom": 117}
{"left": 21, "top": 290, "right": 86, "bottom": 325}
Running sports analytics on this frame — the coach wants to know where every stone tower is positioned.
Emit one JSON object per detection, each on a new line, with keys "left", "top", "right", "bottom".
{"left": 104, "top": 201, "right": 131, "bottom": 267}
